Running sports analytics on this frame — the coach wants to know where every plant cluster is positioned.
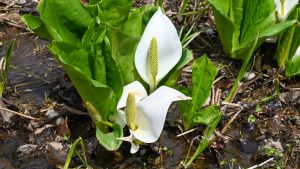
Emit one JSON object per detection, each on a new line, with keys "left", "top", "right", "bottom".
{"left": 19, "top": 0, "right": 299, "bottom": 167}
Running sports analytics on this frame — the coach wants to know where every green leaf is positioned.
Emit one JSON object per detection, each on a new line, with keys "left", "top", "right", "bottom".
{"left": 230, "top": 0, "right": 243, "bottom": 52}
{"left": 64, "top": 137, "right": 91, "bottom": 169}
{"left": 208, "top": 0, "right": 297, "bottom": 60}
{"left": 21, "top": 15, "right": 52, "bottom": 40}
{"left": 238, "top": 0, "right": 275, "bottom": 43}
{"left": 184, "top": 107, "right": 222, "bottom": 168}
{"left": 96, "top": 123, "right": 123, "bottom": 151}
{"left": 225, "top": 36, "right": 258, "bottom": 102}
{"left": 179, "top": 55, "right": 218, "bottom": 129}
{"left": 192, "top": 105, "right": 221, "bottom": 127}
{"left": 102, "top": 36, "right": 124, "bottom": 113}
{"left": 239, "top": 20, "right": 297, "bottom": 50}
{"left": 49, "top": 42, "right": 114, "bottom": 120}
{"left": 107, "top": 27, "right": 141, "bottom": 84}
{"left": 208, "top": 1, "right": 235, "bottom": 57}
{"left": 208, "top": 0, "right": 230, "bottom": 16}
{"left": 92, "top": 34, "right": 107, "bottom": 84}
{"left": 276, "top": 11, "right": 300, "bottom": 66}
{"left": 0, "top": 38, "right": 16, "bottom": 97}
{"left": 99, "top": 0, "right": 133, "bottom": 27}
{"left": 101, "top": 0, "right": 132, "bottom": 9}
{"left": 37, "top": 0, "right": 92, "bottom": 42}
{"left": 275, "top": 5, "right": 300, "bottom": 75}
{"left": 82, "top": 19, "right": 96, "bottom": 49}
{"left": 286, "top": 56, "right": 300, "bottom": 77}
{"left": 64, "top": 137, "right": 88, "bottom": 169}
{"left": 122, "top": 6, "right": 158, "bottom": 37}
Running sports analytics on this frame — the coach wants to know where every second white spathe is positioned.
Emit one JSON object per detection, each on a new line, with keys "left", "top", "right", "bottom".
{"left": 134, "top": 9, "right": 182, "bottom": 90}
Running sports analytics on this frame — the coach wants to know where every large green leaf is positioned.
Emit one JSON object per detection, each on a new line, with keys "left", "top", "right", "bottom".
{"left": 122, "top": 6, "right": 158, "bottom": 37}
{"left": 21, "top": 15, "right": 53, "bottom": 41}
{"left": 179, "top": 55, "right": 218, "bottom": 129}
{"left": 286, "top": 55, "right": 300, "bottom": 76}
{"left": 275, "top": 5, "right": 300, "bottom": 72}
{"left": 230, "top": 0, "right": 243, "bottom": 52}
{"left": 208, "top": 0, "right": 297, "bottom": 59}
{"left": 275, "top": 5, "right": 300, "bottom": 76}
{"left": 49, "top": 42, "right": 115, "bottom": 120}
{"left": 96, "top": 123, "right": 123, "bottom": 151}
{"left": 107, "top": 28, "right": 140, "bottom": 84}
{"left": 208, "top": 0, "right": 230, "bottom": 16}
{"left": 238, "top": 0, "right": 275, "bottom": 43}
{"left": 99, "top": 0, "right": 133, "bottom": 27}
{"left": 208, "top": 2, "right": 235, "bottom": 57}
{"left": 37, "top": 0, "right": 92, "bottom": 42}
{"left": 102, "top": 36, "right": 124, "bottom": 114}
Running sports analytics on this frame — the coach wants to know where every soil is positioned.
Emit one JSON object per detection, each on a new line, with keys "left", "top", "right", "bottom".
{"left": 0, "top": 0, "right": 299, "bottom": 169}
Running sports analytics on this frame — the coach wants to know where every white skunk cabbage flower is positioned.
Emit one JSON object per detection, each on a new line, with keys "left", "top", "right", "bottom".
{"left": 134, "top": 9, "right": 182, "bottom": 92}
{"left": 274, "top": 0, "right": 299, "bottom": 21}
{"left": 117, "top": 81, "right": 191, "bottom": 153}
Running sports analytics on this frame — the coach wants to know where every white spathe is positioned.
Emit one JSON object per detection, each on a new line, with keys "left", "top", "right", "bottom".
{"left": 134, "top": 9, "right": 182, "bottom": 87}
{"left": 274, "top": 0, "right": 298, "bottom": 21}
{"left": 117, "top": 81, "right": 191, "bottom": 153}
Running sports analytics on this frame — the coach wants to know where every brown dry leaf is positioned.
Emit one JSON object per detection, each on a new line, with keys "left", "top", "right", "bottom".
{"left": 279, "top": 91, "right": 300, "bottom": 104}
{"left": 0, "top": 99, "right": 13, "bottom": 122}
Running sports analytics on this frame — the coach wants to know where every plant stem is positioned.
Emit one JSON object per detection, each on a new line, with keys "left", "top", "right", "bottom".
{"left": 224, "top": 37, "right": 258, "bottom": 102}
{"left": 155, "top": 0, "right": 163, "bottom": 7}
{"left": 99, "top": 120, "right": 113, "bottom": 128}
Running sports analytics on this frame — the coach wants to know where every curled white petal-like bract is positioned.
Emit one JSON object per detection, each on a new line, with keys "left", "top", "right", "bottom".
{"left": 116, "top": 110, "right": 127, "bottom": 127}
{"left": 274, "top": 0, "right": 298, "bottom": 21}
{"left": 117, "top": 81, "right": 148, "bottom": 110}
{"left": 117, "top": 130, "right": 140, "bottom": 154}
{"left": 132, "top": 86, "right": 191, "bottom": 143}
{"left": 292, "top": 46, "right": 300, "bottom": 61}
{"left": 134, "top": 9, "right": 182, "bottom": 86}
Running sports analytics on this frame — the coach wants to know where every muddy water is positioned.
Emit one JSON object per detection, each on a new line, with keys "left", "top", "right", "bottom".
{"left": 1, "top": 27, "right": 64, "bottom": 110}
{"left": 1, "top": 26, "right": 64, "bottom": 168}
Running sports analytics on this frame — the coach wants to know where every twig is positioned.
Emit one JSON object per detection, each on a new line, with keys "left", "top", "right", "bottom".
{"left": 11, "top": 66, "right": 51, "bottom": 84}
{"left": 222, "top": 101, "right": 241, "bottom": 108}
{"left": 176, "top": 161, "right": 185, "bottom": 169}
{"left": 213, "top": 75, "right": 224, "bottom": 84}
{"left": 177, "top": 127, "right": 197, "bottom": 137}
{"left": 221, "top": 108, "right": 243, "bottom": 134}
{"left": 4, "top": 20, "right": 27, "bottom": 29}
{"left": 247, "top": 158, "right": 274, "bottom": 169}
{"left": 288, "top": 88, "right": 300, "bottom": 91}
{"left": 62, "top": 105, "right": 89, "bottom": 116}
{"left": 0, "top": 106, "right": 39, "bottom": 121}
{"left": 33, "top": 105, "right": 89, "bottom": 128}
